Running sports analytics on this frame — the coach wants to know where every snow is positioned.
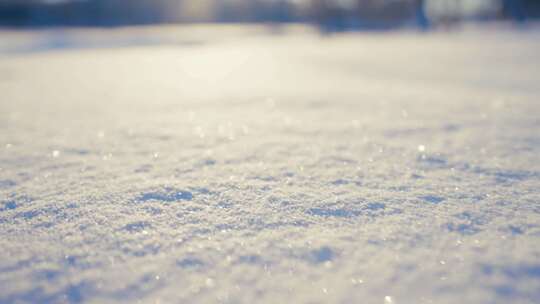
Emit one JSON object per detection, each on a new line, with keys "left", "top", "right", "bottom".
{"left": 1, "top": 24, "right": 540, "bottom": 304}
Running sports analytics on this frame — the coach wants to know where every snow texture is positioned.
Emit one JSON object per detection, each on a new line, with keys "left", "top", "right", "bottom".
{"left": 1, "top": 24, "right": 540, "bottom": 304}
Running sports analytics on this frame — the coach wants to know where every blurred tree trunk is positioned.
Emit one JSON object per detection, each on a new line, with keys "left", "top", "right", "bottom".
{"left": 415, "top": 0, "right": 430, "bottom": 29}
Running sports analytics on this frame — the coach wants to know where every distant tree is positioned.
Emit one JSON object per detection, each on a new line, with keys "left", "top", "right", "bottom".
{"left": 501, "top": 0, "right": 526, "bottom": 22}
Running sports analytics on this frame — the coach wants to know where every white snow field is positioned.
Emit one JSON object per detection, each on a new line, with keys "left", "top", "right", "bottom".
{"left": 1, "top": 24, "right": 540, "bottom": 304}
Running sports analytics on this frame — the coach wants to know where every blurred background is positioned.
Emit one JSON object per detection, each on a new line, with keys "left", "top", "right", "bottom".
{"left": 0, "top": 0, "right": 539, "bottom": 31}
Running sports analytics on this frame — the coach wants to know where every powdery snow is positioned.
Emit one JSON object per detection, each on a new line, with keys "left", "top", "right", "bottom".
{"left": 1, "top": 24, "right": 540, "bottom": 304}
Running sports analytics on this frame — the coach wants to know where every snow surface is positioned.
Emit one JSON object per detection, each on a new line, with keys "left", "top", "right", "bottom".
{"left": 1, "top": 24, "right": 540, "bottom": 304}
